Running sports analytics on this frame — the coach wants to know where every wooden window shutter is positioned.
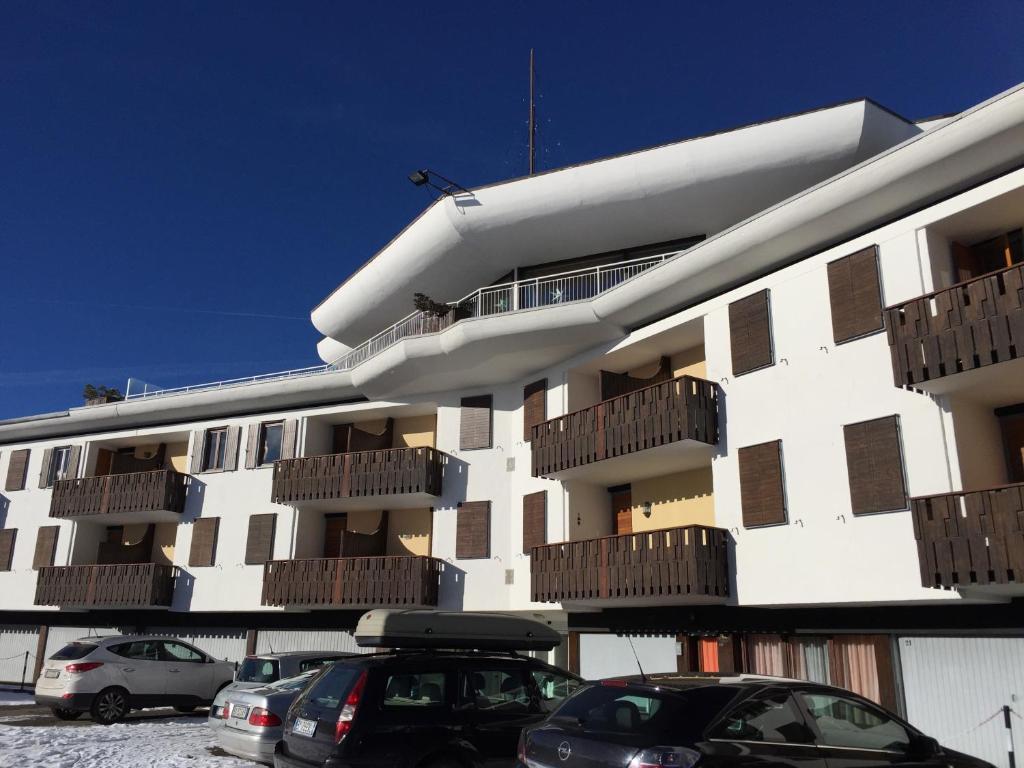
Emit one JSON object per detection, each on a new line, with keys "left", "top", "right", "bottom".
{"left": 739, "top": 440, "right": 787, "bottom": 527}
{"left": 827, "top": 246, "right": 884, "bottom": 344}
{"left": 244, "top": 424, "right": 260, "bottom": 470}
{"left": 729, "top": 289, "right": 774, "bottom": 375}
{"left": 5, "top": 450, "right": 30, "bottom": 492}
{"left": 456, "top": 501, "right": 490, "bottom": 559}
{"left": 460, "top": 395, "right": 493, "bottom": 450}
{"left": 32, "top": 526, "right": 59, "bottom": 569}
{"left": 245, "top": 513, "right": 277, "bottom": 565}
{"left": 844, "top": 415, "right": 907, "bottom": 515}
{"left": 189, "top": 517, "right": 220, "bottom": 567}
{"left": 523, "top": 380, "right": 547, "bottom": 442}
{"left": 0, "top": 529, "right": 16, "bottom": 571}
{"left": 38, "top": 448, "right": 54, "bottom": 489}
{"left": 66, "top": 445, "right": 82, "bottom": 480}
{"left": 281, "top": 419, "right": 298, "bottom": 460}
{"left": 189, "top": 431, "right": 205, "bottom": 474}
{"left": 223, "top": 426, "right": 242, "bottom": 471}
{"left": 522, "top": 491, "right": 547, "bottom": 554}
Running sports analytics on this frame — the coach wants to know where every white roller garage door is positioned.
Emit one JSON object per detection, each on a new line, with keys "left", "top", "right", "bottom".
{"left": 255, "top": 630, "right": 367, "bottom": 656}
{"left": 900, "top": 636, "right": 1024, "bottom": 768}
{"left": 0, "top": 625, "right": 39, "bottom": 686}
{"left": 146, "top": 627, "right": 247, "bottom": 664}
{"left": 578, "top": 634, "right": 676, "bottom": 680}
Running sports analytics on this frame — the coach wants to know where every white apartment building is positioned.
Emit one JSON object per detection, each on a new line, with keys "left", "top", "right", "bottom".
{"left": 2, "top": 82, "right": 1024, "bottom": 764}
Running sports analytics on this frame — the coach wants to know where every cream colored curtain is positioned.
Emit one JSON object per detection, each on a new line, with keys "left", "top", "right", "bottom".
{"left": 747, "top": 634, "right": 788, "bottom": 677}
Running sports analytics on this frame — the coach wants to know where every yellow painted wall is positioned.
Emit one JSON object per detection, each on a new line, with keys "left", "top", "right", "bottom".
{"left": 671, "top": 346, "right": 707, "bottom": 379}
{"left": 629, "top": 467, "right": 715, "bottom": 531}
{"left": 393, "top": 415, "right": 436, "bottom": 448}
{"left": 153, "top": 523, "right": 177, "bottom": 565}
{"left": 166, "top": 442, "right": 189, "bottom": 473}
{"left": 338, "top": 508, "right": 432, "bottom": 556}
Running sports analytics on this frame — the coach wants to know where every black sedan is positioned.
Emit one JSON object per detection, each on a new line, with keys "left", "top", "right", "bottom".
{"left": 518, "top": 674, "right": 992, "bottom": 768}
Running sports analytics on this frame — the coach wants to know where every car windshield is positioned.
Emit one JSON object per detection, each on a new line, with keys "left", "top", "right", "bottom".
{"left": 50, "top": 643, "right": 97, "bottom": 661}
{"left": 237, "top": 657, "right": 281, "bottom": 684}
{"left": 269, "top": 671, "right": 318, "bottom": 691}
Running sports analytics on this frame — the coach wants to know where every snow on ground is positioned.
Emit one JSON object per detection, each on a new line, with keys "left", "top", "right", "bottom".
{"left": 0, "top": 689, "right": 33, "bottom": 706}
{"left": 0, "top": 717, "right": 256, "bottom": 768}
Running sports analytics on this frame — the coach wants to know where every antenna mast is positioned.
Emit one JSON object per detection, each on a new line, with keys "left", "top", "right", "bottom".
{"left": 529, "top": 48, "right": 536, "bottom": 175}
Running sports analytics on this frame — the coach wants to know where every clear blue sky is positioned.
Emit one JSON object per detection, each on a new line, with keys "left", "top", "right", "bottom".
{"left": 2, "top": 0, "right": 1022, "bottom": 419}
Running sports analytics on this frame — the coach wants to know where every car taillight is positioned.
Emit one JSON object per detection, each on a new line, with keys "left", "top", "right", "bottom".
{"left": 65, "top": 662, "right": 104, "bottom": 673}
{"left": 334, "top": 670, "right": 367, "bottom": 743}
{"left": 628, "top": 747, "right": 701, "bottom": 768}
{"left": 249, "top": 707, "right": 282, "bottom": 727}
{"left": 517, "top": 730, "right": 527, "bottom": 764}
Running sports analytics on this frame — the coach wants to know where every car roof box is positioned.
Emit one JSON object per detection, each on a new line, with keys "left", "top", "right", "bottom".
{"left": 355, "top": 609, "right": 561, "bottom": 651}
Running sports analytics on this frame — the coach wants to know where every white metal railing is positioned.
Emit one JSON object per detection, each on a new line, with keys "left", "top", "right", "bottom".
{"left": 124, "top": 248, "right": 683, "bottom": 400}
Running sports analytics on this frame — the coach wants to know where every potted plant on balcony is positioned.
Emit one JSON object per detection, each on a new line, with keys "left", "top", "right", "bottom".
{"left": 413, "top": 293, "right": 473, "bottom": 323}
{"left": 83, "top": 384, "right": 124, "bottom": 406}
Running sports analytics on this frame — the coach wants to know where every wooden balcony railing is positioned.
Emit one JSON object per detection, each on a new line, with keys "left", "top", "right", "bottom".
{"left": 271, "top": 447, "right": 445, "bottom": 505}
{"left": 531, "top": 525, "right": 729, "bottom": 603}
{"left": 531, "top": 375, "right": 718, "bottom": 477}
{"left": 34, "top": 563, "right": 177, "bottom": 607}
{"left": 912, "top": 483, "right": 1024, "bottom": 589}
{"left": 261, "top": 556, "right": 443, "bottom": 607}
{"left": 887, "top": 263, "right": 1024, "bottom": 387}
{"left": 50, "top": 469, "right": 188, "bottom": 519}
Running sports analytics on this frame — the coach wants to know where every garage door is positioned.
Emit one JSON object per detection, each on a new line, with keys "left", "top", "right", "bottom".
{"left": 900, "top": 636, "right": 1024, "bottom": 768}
{"left": 255, "top": 630, "right": 367, "bottom": 656}
{"left": 146, "top": 627, "right": 248, "bottom": 664}
{"left": 578, "top": 634, "right": 676, "bottom": 680}
{"left": 0, "top": 626, "right": 39, "bottom": 686}
{"left": 44, "top": 626, "right": 124, "bottom": 660}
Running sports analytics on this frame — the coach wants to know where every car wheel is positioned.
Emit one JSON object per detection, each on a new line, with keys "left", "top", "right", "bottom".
{"left": 173, "top": 705, "right": 197, "bottom": 713}
{"left": 90, "top": 687, "right": 129, "bottom": 725}
{"left": 51, "top": 707, "right": 83, "bottom": 721}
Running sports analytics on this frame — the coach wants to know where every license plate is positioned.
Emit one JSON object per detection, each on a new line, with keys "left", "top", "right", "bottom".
{"left": 44, "top": 669, "right": 60, "bottom": 679}
{"left": 231, "top": 704, "right": 249, "bottom": 719}
{"left": 292, "top": 717, "right": 317, "bottom": 737}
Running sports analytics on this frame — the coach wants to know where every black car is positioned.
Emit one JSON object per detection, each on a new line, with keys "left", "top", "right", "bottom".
{"left": 518, "top": 675, "right": 993, "bottom": 768}
{"left": 274, "top": 650, "right": 582, "bottom": 768}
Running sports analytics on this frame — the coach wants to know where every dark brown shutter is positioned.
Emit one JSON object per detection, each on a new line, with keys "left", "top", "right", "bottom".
{"left": 280, "top": 419, "right": 298, "bottom": 460}
{"left": 828, "top": 246, "right": 884, "bottom": 344}
{"left": 245, "top": 513, "right": 277, "bottom": 565}
{"left": 844, "top": 415, "right": 907, "bottom": 515}
{"left": 5, "top": 450, "right": 30, "bottom": 492}
{"left": 244, "top": 424, "right": 260, "bottom": 470}
{"left": 0, "top": 529, "right": 16, "bottom": 571}
{"left": 460, "top": 395, "right": 493, "bottom": 450}
{"left": 729, "top": 290, "right": 774, "bottom": 376}
{"left": 32, "top": 526, "right": 59, "bottom": 570}
{"left": 223, "top": 426, "right": 241, "bottom": 471}
{"left": 522, "top": 491, "right": 547, "bottom": 554}
{"left": 65, "top": 445, "right": 82, "bottom": 480}
{"left": 456, "top": 501, "right": 490, "bottom": 559}
{"left": 38, "top": 448, "right": 54, "bottom": 489}
{"left": 189, "top": 517, "right": 220, "bottom": 567}
{"left": 189, "top": 431, "right": 205, "bottom": 474}
{"left": 739, "top": 440, "right": 787, "bottom": 527}
{"left": 523, "top": 380, "right": 547, "bottom": 442}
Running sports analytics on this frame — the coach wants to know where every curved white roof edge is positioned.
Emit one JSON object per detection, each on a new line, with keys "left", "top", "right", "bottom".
{"left": 313, "top": 100, "right": 920, "bottom": 345}
{"left": 317, "top": 336, "right": 353, "bottom": 364}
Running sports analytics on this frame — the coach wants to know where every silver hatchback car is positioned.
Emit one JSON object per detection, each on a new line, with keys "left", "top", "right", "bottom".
{"left": 227, "top": 651, "right": 353, "bottom": 693}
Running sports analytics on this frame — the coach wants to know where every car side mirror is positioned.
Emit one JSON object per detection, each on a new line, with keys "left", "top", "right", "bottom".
{"left": 910, "top": 734, "right": 940, "bottom": 758}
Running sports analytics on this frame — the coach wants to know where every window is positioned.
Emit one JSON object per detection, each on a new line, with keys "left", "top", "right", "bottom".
{"left": 237, "top": 657, "right": 280, "bottom": 684}
{"left": 4, "top": 449, "right": 30, "bottom": 492}
{"left": 161, "top": 641, "right": 205, "bottom": 664}
{"left": 110, "top": 641, "right": 161, "bottom": 661}
{"left": 299, "top": 657, "right": 341, "bottom": 673}
{"left": 460, "top": 395, "right": 493, "bottom": 450}
{"left": 710, "top": 691, "right": 813, "bottom": 744}
{"left": 456, "top": 501, "right": 490, "bottom": 559}
{"left": 827, "top": 246, "right": 884, "bottom": 344}
{"left": 45, "top": 446, "right": 73, "bottom": 488}
{"left": 738, "top": 440, "right": 787, "bottom": 527}
{"left": 258, "top": 422, "right": 284, "bottom": 465}
{"left": 305, "top": 665, "right": 362, "bottom": 710}
{"left": 843, "top": 416, "right": 907, "bottom": 515}
{"left": 203, "top": 428, "right": 229, "bottom": 471}
{"left": 461, "top": 670, "right": 530, "bottom": 713}
{"left": 799, "top": 693, "right": 910, "bottom": 752}
{"left": 530, "top": 670, "right": 580, "bottom": 713}
{"left": 729, "top": 289, "right": 774, "bottom": 375}
{"left": 49, "top": 643, "right": 97, "bottom": 661}
{"left": 383, "top": 671, "right": 448, "bottom": 708}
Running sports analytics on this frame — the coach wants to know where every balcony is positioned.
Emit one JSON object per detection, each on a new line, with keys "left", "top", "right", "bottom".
{"left": 261, "top": 556, "right": 443, "bottom": 608}
{"left": 912, "top": 483, "right": 1024, "bottom": 591}
{"left": 34, "top": 563, "right": 177, "bottom": 608}
{"left": 887, "top": 264, "right": 1024, "bottom": 393}
{"left": 531, "top": 375, "right": 718, "bottom": 483}
{"left": 49, "top": 469, "right": 189, "bottom": 523}
{"left": 531, "top": 525, "right": 729, "bottom": 606}
{"left": 271, "top": 447, "right": 446, "bottom": 510}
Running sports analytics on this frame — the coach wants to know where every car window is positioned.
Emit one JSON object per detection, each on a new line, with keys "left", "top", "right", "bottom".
{"left": 530, "top": 670, "right": 581, "bottom": 713}
{"left": 710, "top": 691, "right": 813, "bottom": 744}
{"left": 303, "top": 665, "right": 361, "bottom": 710}
{"left": 110, "top": 641, "right": 161, "bottom": 661}
{"left": 50, "top": 643, "right": 97, "bottom": 661}
{"left": 269, "top": 671, "right": 318, "bottom": 691}
{"left": 237, "top": 657, "right": 280, "bottom": 683}
{"left": 460, "top": 669, "right": 530, "bottom": 713}
{"left": 384, "top": 671, "right": 448, "bottom": 708}
{"left": 800, "top": 693, "right": 910, "bottom": 752}
{"left": 161, "top": 641, "right": 205, "bottom": 663}
{"left": 299, "top": 657, "right": 340, "bottom": 673}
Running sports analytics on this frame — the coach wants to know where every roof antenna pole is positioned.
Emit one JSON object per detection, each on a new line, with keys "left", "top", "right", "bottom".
{"left": 529, "top": 48, "right": 536, "bottom": 176}
{"left": 626, "top": 635, "right": 647, "bottom": 682}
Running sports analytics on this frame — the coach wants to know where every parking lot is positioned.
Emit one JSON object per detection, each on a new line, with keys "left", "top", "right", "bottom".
{"left": 0, "top": 694, "right": 256, "bottom": 768}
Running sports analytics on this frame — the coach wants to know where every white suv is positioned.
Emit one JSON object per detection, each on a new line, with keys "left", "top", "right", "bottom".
{"left": 35, "top": 635, "right": 235, "bottom": 724}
